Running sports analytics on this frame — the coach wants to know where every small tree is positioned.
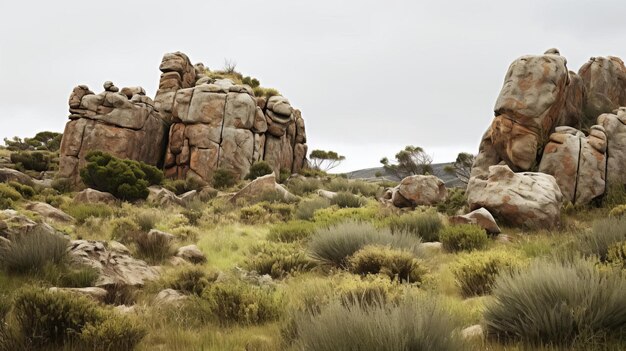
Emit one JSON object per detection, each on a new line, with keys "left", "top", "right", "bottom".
{"left": 444, "top": 152, "right": 475, "bottom": 184}
{"left": 3, "top": 131, "right": 62, "bottom": 152}
{"left": 309, "top": 150, "right": 346, "bottom": 171}
{"left": 245, "top": 161, "right": 273, "bottom": 180}
{"left": 380, "top": 145, "right": 433, "bottom": 179}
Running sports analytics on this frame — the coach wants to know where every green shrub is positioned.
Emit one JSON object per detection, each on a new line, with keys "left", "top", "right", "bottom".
{"left": 260, "top": 201, "right": 293, "bottom": 221}
{"left": 347, "top": 245, "right": 427, "bottom": 284}
{"left": 241, "top": 76, "right": 260, "bottom": 88}
{"left": 239, "top": 203, "right": 267, "bottom": 224}
{"left": 330, "top": 191, "right": 364, "bottom": 208}
{"left": 295, "top": 197, "right": 331, "bottom": 220}
{"left": 43, "top": 264, "right": 99, "bottom": 288}
{"left": 80, "top": 150, "right": 163, "bottom": 201}
{"left": 609, "top": 204, "right": 626, "bottom": 218}
{"left": 163, "top": 177, "right": 207, "bottom": 195}
{"left": 312, "top": 205, "right": 382, "bottom": 226}
{"left": 298, "top": 167, "right": 327, "bottom": 178}
{"left": 387, "top": 211, "right": 442, "bottom": 242}
{"left": 337, "top": 275, "right": 405, "bottom": 308}
{"left": 212, "top": 167, "right": 238, "bottom": 189}
{"left": 437, "top": 187, "right": 467, "bottom": 215}
{"left": 133, "top": 210, "right": 158, "bottom": 232}
{"left": 10, "top": 151, "right": 51, "bottom": 172}
{"left": 603, "top": 182, "right": 626, "bottom": 208}
{"left": 79, "top": 315, "right": 146, "bottom": 351}
{"left": 109, "top": 217, "right": 141, "bottom": 243}
{"left": 484, "top": 258, "right": 626, "bottom": 347}
{"left": 135, "top": 232, "right": 175, "bottom": 264}
{"left": 0, "top": 228, "right": 68, "bottom": 273}
{"left": 64, "top": 203, "right": 114, "bottom": 224}
{"left": 326, "top": 178, "right": 379, "bottom": 197}
{"left": 286, "top": 177, "right": 322, "bottom": 196}
{"left": 451, "top": 250, "right": 524, "bottom": 297}
{"left": 8, "top": 182, "right": 35, "bottom": 199}
{"left": 580, "top": 217, "right": 626, "bottom": 261}
{"left": 607, "top": 241, "right": 626, "bottom": 269}
{"left": 51, "top": 177, "right": 72, "bottom": 193}
{"left": 279, "top": 168, "right": 290, "bottom": 184}
{"left": 0, "top": 183, "right": 21, "bottom": 201}
{"left": 171, "top": 226, "right": 200, "bottom": 242}
{"left": 182, "top": 208, "right": 203, "bottom": 226}
{"left": 439, "top": 224, "right": 488, "bottom": 252}
{"left": 308, "top": 221, "right": 422, "bottom": 267}
{"left": 245, "top": 161, "right": 273, "bottom": 180}
{"left": 244, "top": 242, "right": 316, "bottom": 279}
{"left": 166, "top": 266, "right": 218, "bottom": 296}
{"left": 289, "top": 295, "right": 465, "bottom": 351}
{"left": 0, "top": 198, "right": 13, "bottom": 210}
{"left": 201, "top": 280, "right": 283, "bottom": 325}
{"left": 268, "top": 221, "right": 317, "bottom": 242}
{"left": 253, "top": 87, "right": 280, "bottom": 98}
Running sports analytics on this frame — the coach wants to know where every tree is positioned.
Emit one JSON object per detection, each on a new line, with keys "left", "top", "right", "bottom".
{"left": 3, "top": 131, "right": 62, "bottom": 152}
{"left": 380, "top": 145, "right": 433, "bottom": 179}
{"left": 309, "top": 150, "right": 346, "bottom": 171}
{"left": 444, "top": 152, "right": 475, "bottom": 184}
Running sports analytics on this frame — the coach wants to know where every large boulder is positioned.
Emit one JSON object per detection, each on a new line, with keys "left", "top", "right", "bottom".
{"left": 449, "top": 208, "right": 501, "bottom": 234}
{"left": 579, "top": 56, "right": 626, "bottom": 126}
{"left": 0, "top": 168, "right": 34, "bottom": 186}
{"left": 389, "top": 175, "right": 447, "bottom": 208}
{"left": 467, "top": 165, "right": 562, "bottom": 229}
{"left": 598, "top": 108, "right": 626, "bottom": 189}
{"left": 25, "top": 202, "right": 74, "bottom": 223}
{"left": 229, "top": 173, "right": 298, "bottom": 203}
{"left": 73, "top": 188, "right": 117, "bottom": 204}
{"left": 176, "top": 244, "right": 207, "bottom": 264}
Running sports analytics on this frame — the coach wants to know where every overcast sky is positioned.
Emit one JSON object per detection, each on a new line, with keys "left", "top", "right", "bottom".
{"left": 1, "top": 1, "right": 625, "bottom": 173}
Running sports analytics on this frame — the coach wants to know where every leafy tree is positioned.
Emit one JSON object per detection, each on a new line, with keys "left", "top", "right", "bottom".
{"left": 3, "top": 131, "right": 62, "bottom": 152}
{"left": 444, "top": 152, "right": 475, "bottom": 184}
{"left": 309, "top": 150, "right": 346, "bottom": 171}
{"left": 380, "top": 145, "right": 433, "bottom": 179}
{"left": 79, "top": 151, "right": 163, "bottom": 201}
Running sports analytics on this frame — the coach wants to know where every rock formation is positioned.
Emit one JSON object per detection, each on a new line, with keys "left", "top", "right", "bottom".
{"left": 59, "top": 82, "right": 168, "bottom": 185}
{"left": 598, "top": 108, "right": 626, "bottom": 189}
{"left": 579, "top": 56, "right": 626, "bottom": 126}
{"left": 384, "top": 175, "right": 447, "bottom": 208}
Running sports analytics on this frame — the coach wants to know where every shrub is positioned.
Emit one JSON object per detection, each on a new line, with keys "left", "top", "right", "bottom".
{"left": 609, "top": 204, "right": 626, "bottom": 218}
{"left": 311, "top": 205, "right": 381, "bottom": 226}
{"left": 133, "top": 210, "right": 158, "bottom": 232}
{"left": 109, "top": 217, "right": 141, "bottom": 243}
{"left": 484, "top": 258, "right": 626, "bottom": 347}
{"left": 286, "top": 177, "right": 321, "bottom": 196}
{"left": 580, "top": 217, "right": 626, "bottom": 261}
{"left": 135, "top": 232, "right": 175, "bottom": 264}
{"left": 451, "top": 250, "right": 525, "bottom": 297}
{"left": 603, "top": 182, "right": 626, "bottom": 208}
{"left": 244, "top": 242, "right": 317, "bottom": 279}
{"left": 439, "top": 224, "right": 488, "bottom": 252}
{"left": 163, "top": 177, "right": 207, "bottom": 195}
{"left": 10, "top": 151, "right": 51, "bottom": 172}
{"left": 242, "top": 76, "right": 260, "bottom": 88}
{"left": 607, "top": 241, "right": 626, "bottom": 269}
{"left": 51, "top": 177, "right": 72, "bottom": 193}
{"left": 260, "top": 201, "right": 293, "bottom": 221}
{"left": 387, "top": 211, "right": 442, "bottom": 242}
{"left": 268, "top": 221, "right": 317, "bottom": 243}
{"left": 245, "top": 161, "right": 273, "bottom": 180}
{"left": 0, "top": 183, "right": 21, "bottom": 201}
{"left": 326, "top": 178, "right": 379, "bottom": 197}
{"left": 166, "top": 266, "right": 218, "bottom": 296}
{"left": 330, "top": 191, "right": 364, "bottom": 208}
{"left": 0, "top": 228, "right": 68, "bottom": 273}
{"left": 253, "top": 87, "right": 280, "bottom": 98}
{"left": 201, "top": 280, "right": 282, "bottom": 325}
{"left": 182, "top": 207, "right": 203, "bottom": 226}
{"left": 239, "top": 203, "right": 267, "bottom": 224}
{"left": 79, "top": 316, "right": 146, "bottom": 351}
{"left": 289, "top": 295, "right": 464, "bottom": 351}
{"left": 347, "top": 245, "right": 427, "bottom": 284}
{"left": 308, "top": 221, "right": 422, "bottom": 267}
{"left": 279, "top": 168, "right": 291, "bottom": 184}
{"left": 43, "top": 264, "right": 99, "bottom": 288}
{"left": 80, "top": 150, "right": 163, "bottom": 201}
{"left": 0, "top": 198, "right": 13, "bottom": 210}
{"left": 295, "top": 197, "right": 331, "bottom": 220}
{"left": 8, "top": 182, "right": 35, "bottom": 198}
{"left": 437, "top": 187, "right": 467, "bottom": 216}
{"left": 64, "top": 203, "right": 114, "bottom": 224}
{"left": 212, "top": 167, "right": 238, "bottom": 189}
{"left": 171, "top": 226, "right": 200, "bottom": 242}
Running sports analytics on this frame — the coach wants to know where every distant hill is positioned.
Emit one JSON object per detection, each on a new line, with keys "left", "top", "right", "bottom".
{"left": 345, "top": 162, "right": 464, "bottom": 188}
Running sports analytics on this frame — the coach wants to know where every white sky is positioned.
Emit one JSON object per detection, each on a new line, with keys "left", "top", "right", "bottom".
{"left": 2, "top": 0, "right": 625, "bottom": 172}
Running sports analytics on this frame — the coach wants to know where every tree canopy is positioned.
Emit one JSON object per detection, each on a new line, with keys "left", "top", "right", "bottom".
{"left": 309, "top": 150, "right": 346, "bottom": 171}
{"left": 380, "top": 145, "right": 433, "bottom": 179}
{"left": 444, "top": 152, "right": 474, "bottom": 184}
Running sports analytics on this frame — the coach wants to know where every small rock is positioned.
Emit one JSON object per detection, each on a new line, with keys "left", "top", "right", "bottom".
{"left": 229, "top": 174, "right": 298, "bottom": 204}
{"left": 147, "top": 186, "right": 184, "bottom": 207}
{"left": 155, "top": 289, "right": 187, "bottom": 305}
{"left": 25, "top": 202, "right": 74, "bottom": 223}
{"left": 74, "top": 188, "right": 117, "bottom": 204}
{"left": 420, "top": 241, "right": 443, "bottom": 254}
{"left": 317, "top": 189, "right": 337, "bottom": 200}
{"left": 461, "top": 324, "right": 484, "bottom": 340}
{"left": 147, "top": 229, "right": 175, "bottom": 243}
{"left": 176, "top": 244, "right": 207, "bottom": 264}
{"left": 449, "top": 208, "right": 501, "bottom": 234}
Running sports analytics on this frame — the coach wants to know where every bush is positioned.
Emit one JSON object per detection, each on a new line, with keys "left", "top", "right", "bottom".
{"left": 163, "top": 177, "right": 207, "bottom": 195}
{"left": 295, "top": 197, "right": 331, "bottom": 220}
{"left": 64, "top": 203, "right": 114, "bottom": 224}
{"left": 109, "top": 217, "right": 142, "bottom": 243}
{"left": 330, "top": 191, "right": 364, "bottom": 208}
{"left": 133, "top": 210, "right": 158, "bottom": 232}
{"left": 80, "top": 150, "right": 163, "bottom": 201}
{"left": 387, "top": 211, "right": 442, "bottom": 242}
{"left": 239, "top": 203, "right": 267, "bottom": 224}
{"left": 244, "top": 242, "right": 316, "bottom": 279}
{"left": 607, "top": 241, "right": 626, "bottom": 269}
{"left": 286, "top": 177, "right": 322, "bottom": 196}
{"left": 212, "top": 167, "right": 238, "bottom": 189}
{"left": 451, "top": 250, "right": 524, "bottom": 297}
{"left": 43, "top": 264, "right": 99, "bottom": 288}
{"left": 308, "top": 221, "right": 422, "bottom": 267}
{"left": 347, "top": 245, "right": 427, "bottom": 284}
{"left": 484, "top": 258, "right": 626, "bottom": 347}
{"left": 580, "top": 217, "right": 626, "bottom": 261}
{"left": 79, "top": 316, "right": 146, "bottom": 351}
{"left": 279, "top": 168, "right": 290, "bottom": 184}
{"left": 439, "top": 224, "right": 488, "bottom": 252}
{"left": 0, "top": 183, "right": 21, "bottom": 201}
{"left": 311, "top": 205, "right": 382, "bottom": 227}
{"left": 8, "top": 182, "right": 35, "bottom": 199}
{"left": 51, "top": 177, "right": 72, "bottom": 193}
{"left": 245, "top": 161, "right": 273, "bottom": 180}
{"left": 604, "top": 182, "right": 626, "bottom": 208}
{"left": 268, "top": 221, "right": 317, "bottom": 243}
{"left": 326, "top": 178, "right": 379, "bottom": 197}
{"left": 289, "top": 295, "right": 465, "bottom": 351}
{"left": 0, "top": 198, "right": 13, "bottom": 210}
{"left": 437, "top": 187, "right": 467, "bottom": 216}
{"left": 0, "top": 228, "right": 68, "bottom": 273}
{"left": 10, "top": 151, "right": 51, "bottom": 172}
{"left": 253, "top": 87, "right": 280, "bottom": 98}
{"left": 135, "top": 232, "right": 175, "bottom": 264}
{"left": 165, "top": 266, "right": 218, "bottom": 296}
{"left": 609, "top": 204, "right": 626, "bottom": 218}
{"left": 201, "top": 280, "right": 282, "bottom": 325}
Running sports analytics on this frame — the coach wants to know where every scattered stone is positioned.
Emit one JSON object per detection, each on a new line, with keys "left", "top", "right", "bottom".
{"left": 317, "top": 189, "right": 337, "bottom": 200}
{"left": 25, "top": 202, "right": 74, "bottom": 223}
{"left": 419, "top": 241, "right": 443, "bottom": 254}
{"left": 229, "top": 174, "right": 298, "bottom": 204}
{"left": 176, "top": 244, "right": 207, "bottom": 264}
{"left": 449, "top": 208, "right": 501, "bottom": 234}
{"left": 147, "top": 186, "right": 184, "bottom": 207}
{"left": 155, "top": 289, "right": 187, "bottom": 305}
{"left": 73, "top": 188, "right": 117, "bottom": 204}
{"left": 147, "top": 229, "right": 175, "bottom": 243}
{"left": 461, "top": 324, "right": 484, "bottom": 340}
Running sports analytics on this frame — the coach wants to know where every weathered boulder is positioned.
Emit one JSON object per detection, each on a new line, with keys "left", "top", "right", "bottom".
{"left": 0, "top": 209, "right": 63, "bottom": 240}
{"left": 579, "top": 56, "right": 626, "bottom": 126}
{"left": 467, "top": 165, "right": 562, "bottom": 229}
{"left": 155, "top": 289, "right": 187, "bottom": 306}
{"left": 229, "top": 173, "right": 298, "bottom": 203}
{"left": 598, "top": 108, "right": 626, "bottom": 189}
{"left": 0, "top": 167, "right": 34, "bottom": 186}
{"left": 73, "top": 188, "right": 117, "bottom": 204}
{"left": 389, "top": 175, "right": 447, "bottom": 208}
{"left": 147, "top": 186, "right": 184, "bottom": 207}
{"left": 317, "top": 189, "right": 338, "bottom": 200}
{"left": 67, "top": 240, "right": 159, "bottom": 287}
{"left": 557, "top": 71, "right": 586, "bottom": 129}
{"left": 449, "top": 208, "right": 501, "bottom": 234}
{"left": 176, "top": 244, "right": 207, "bottom": 264}
{"left": 59, "top": 81, "right": 168, "bottom": 185}
{"left": 25, "top": 202, "right": 74, "bottom": 223}
{"left": 538, "top": 125, "right": 607, "bottom": 205}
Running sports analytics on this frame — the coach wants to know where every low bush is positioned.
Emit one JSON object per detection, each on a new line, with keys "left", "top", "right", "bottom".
{"left": 244, "top": 242, "right": 317, "bottom": 279}
{"left": 295, "top": 197, "right": 331, "bottom": 220}
{"left": 171, "top": 226, "right": 200, "bottom": 242}
{"left": 79, "top": 315, "right": 146, "bottom": 351}
{"left": 261, "top": 201, "right": 293, "bottom": 221}
{"left": 212, "top": 168, "right": 238, "bottom": 189}
{"left": 163, "top": 177, "right": 207, "bottom": 195}
{"left": 63, "top": 203, "right": 114, "bottom": 224}
{"left": 387, "top": 211, "right": 442, "bottom": 242}
{"left": 182, "top": 207, "right": 203, "bottom": 226}
{"left": 288, "top": 295, "right": 465, "bottom": 351}
{"left": 252, "top": 87, "right": 280, "bottom": 98}
{"left": 308, "top": 221, "right": 422, "bottom": 267}
{"left": 0, "top": 228, "right": 68, "bottom": 274}
{"left": 245, "top": 161, "right": 273, "bottom": 180}
{"left": 603, "top": 182, "right": 626, "bottom": 208}
{"left": 165, "top": 266, "right": 219, "bottom": 296}
{"left": 347, "top": 245, "right": 427, "bottom": 284}
{"left": 484, "top": 258, "right": 626, "bottom": 347}
{"left": 268, "top": 221, "right": 317, "bottom": 243}
{"left": 109, "top": 217, "right": 142, "bottom": 244}
{"left": 8, "top": 182, "right": 35, "bottom": 199}
{"left": 609, "top": 204, "right": 626, "bottom": 218}
{"left": 135, "top": 232, "right": 175, "bottom": 264}
{"left": 133, "top": 210, "right": 158, "bottom": 232}
{"left": 43, "top": 264, "right": 99, "bottom": 288}
{"left": 580, "top": 217, "right": 626, "bottom": 261}
{"left": 10, "top": 151, "right": 51, "bottom": 172}
{"left": 439, "top": 224, "right": 488, "bottom": 252}
{"left": 239, "top": 203, "right": 267, "bottom": 224}
{"left": 326, "top": 178, "right": 379, "bottom": 197}
{"left": 312, "top": 205, "right": 381, "bottom": 226}
{"left": 286, "top": 177, "right": 322, "bottom": 196}
{"left": 51, "top": 177, "right": 72, "bottom": 193}
{"left": 607, "top": 241, "right": 626, "bottom": 269}
{"left": 330, "top": 191, "right": 364, "bottom": 208}
{"left": 437, "top": 187, "right": 467, "bottom": 216}
{"left": 0, "top": 183, "right": 21, "bottom": 201}
{"left": 0, "top": 198, "right": 13, "bottom": 210}
{"left": 201, "top": 279, "right": 283, "bottom": 325}
{"left": 451, "top": 250, "right": 525, "bottom": 297}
